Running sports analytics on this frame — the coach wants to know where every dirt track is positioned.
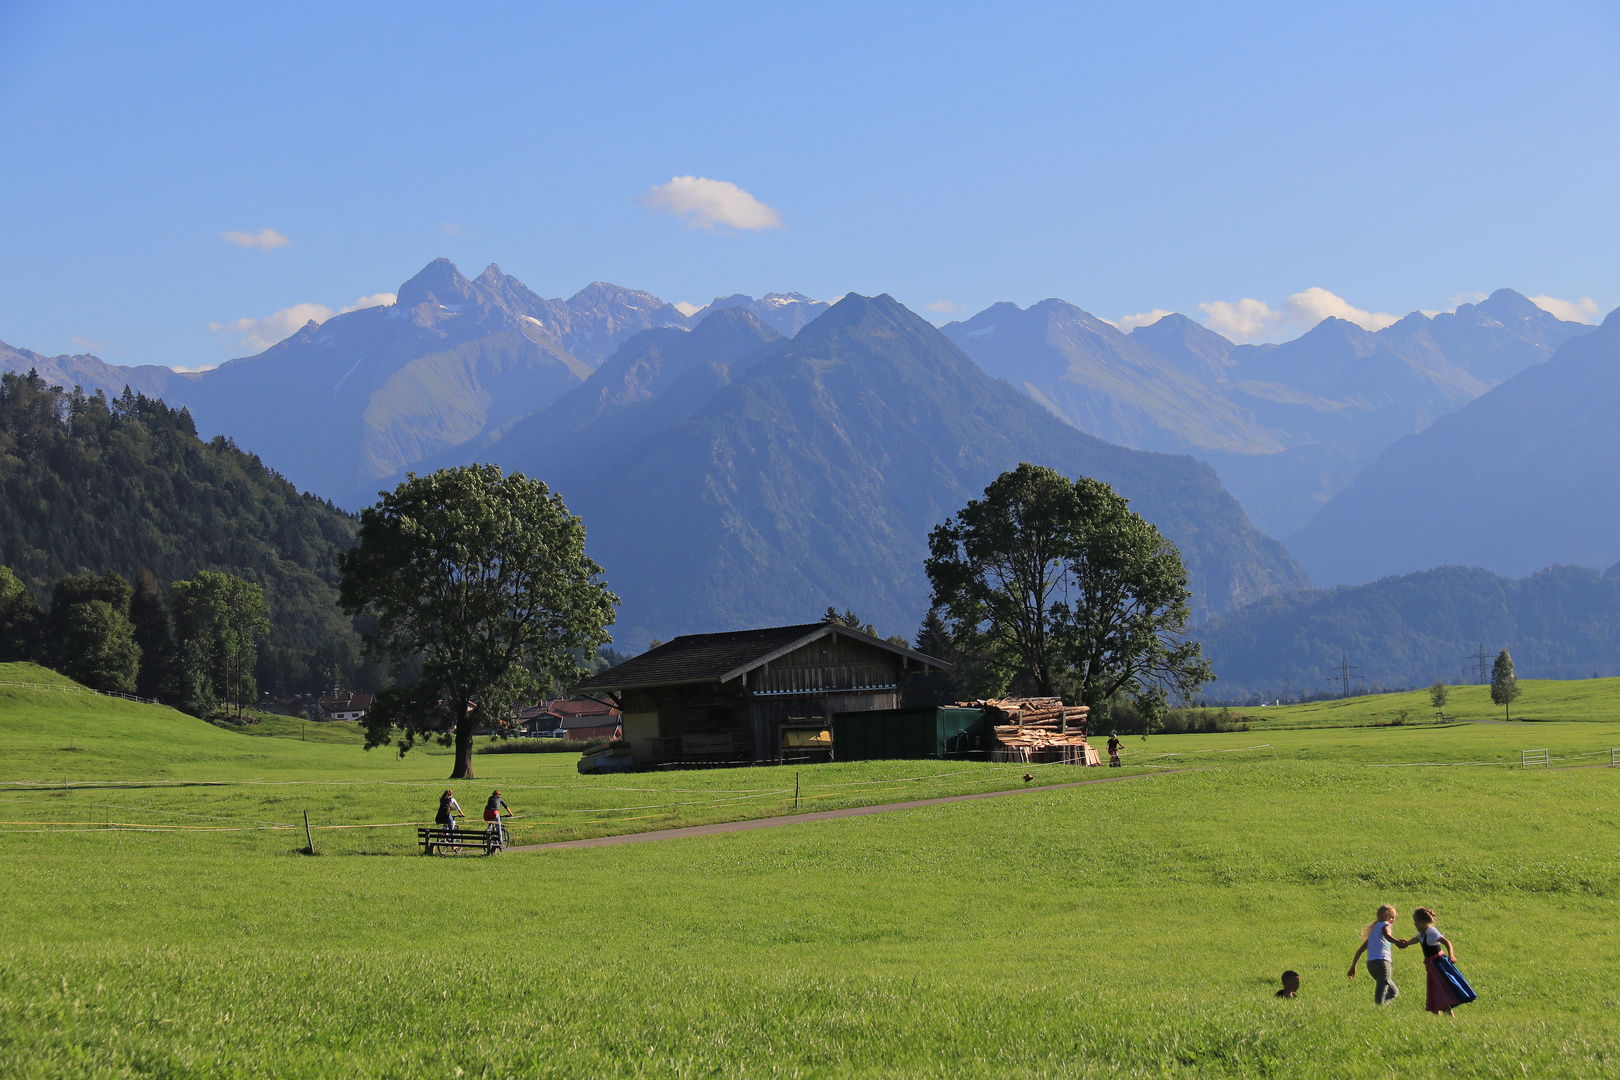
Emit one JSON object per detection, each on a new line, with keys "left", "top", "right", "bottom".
{"left": 511, "top": 768, "right": 1187, "bottom": 852}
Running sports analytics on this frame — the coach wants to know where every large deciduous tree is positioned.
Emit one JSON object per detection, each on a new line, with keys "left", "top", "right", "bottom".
{"left": 59, "top": 599, "right": 140, "bottom": 694}
{"left": 926, "top": 463, "right": 1211, "bottom": 725}
{"left": 338, "top": 465, "right": 618, "bottom": 779}
{"left": 47, "top": 573, "right": 140, "bottom": 694}
{"left": 0, "top": 566, "right": 42, "bottom": 663}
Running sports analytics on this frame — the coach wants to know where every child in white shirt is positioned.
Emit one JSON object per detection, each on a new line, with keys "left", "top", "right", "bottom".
{"left": 1347, "top": 904, "right": 1402, "bottom": 1004}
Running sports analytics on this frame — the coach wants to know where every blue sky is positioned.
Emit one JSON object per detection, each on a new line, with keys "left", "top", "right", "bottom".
{"left": 1, "top": 0, "right": 1616, "bottom": 368}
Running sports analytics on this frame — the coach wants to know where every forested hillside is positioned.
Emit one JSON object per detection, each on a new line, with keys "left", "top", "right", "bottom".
{"left": 1198, "top": 563, "right": 1620, "bottom": 701}
{"left": 0, "top": 372, "right": 364, "bottom": 693}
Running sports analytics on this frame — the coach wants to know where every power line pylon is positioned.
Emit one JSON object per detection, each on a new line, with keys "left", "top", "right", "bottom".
{"left": 1327, "top": 655, "right": 1364, "bottom": 698}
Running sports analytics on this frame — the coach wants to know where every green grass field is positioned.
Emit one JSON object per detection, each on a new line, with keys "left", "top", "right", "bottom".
{"left": 3, "top": 662, "right": 1618, "bottom": 1078}
{"left": 1226, "top": 676, "right": 1620, "bottom": 729}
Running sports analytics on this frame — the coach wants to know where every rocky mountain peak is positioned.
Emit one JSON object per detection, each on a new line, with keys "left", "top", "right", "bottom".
{"left": 396, "top": 258, "right": 477, "bottom": 310}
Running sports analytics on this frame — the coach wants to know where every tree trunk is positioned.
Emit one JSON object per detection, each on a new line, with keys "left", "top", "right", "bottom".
{"left": 450, "top": 706, "right": 475, "bottom": 779}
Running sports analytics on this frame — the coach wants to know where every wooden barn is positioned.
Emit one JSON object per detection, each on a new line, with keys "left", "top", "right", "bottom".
{"left": 570, "top": 622, "right": 951, "bottom": 769}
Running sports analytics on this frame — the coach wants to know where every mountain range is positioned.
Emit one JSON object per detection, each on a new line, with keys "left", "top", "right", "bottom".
{"left": 942, "top": 289, "right": 1592, "bottom": 537}
{"left": 7, "top": 256, "right": 1615, "bottom": 652}
{"left": 429, "top": 293, "right": 1308, "bottom": 643}
{"left": 1289, "top": 306, "right": 1620, "bottom": 585}
{"left": 4, "top": 260, "right": 1588, "bottom": 548}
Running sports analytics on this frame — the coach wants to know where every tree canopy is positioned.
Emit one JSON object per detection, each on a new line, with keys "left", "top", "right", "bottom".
{"left": 170, "top": 571, "right": 269, "bottom": 717}
{"left": 926, "top": 463, "right": 1211, "bottom": 724}
{"left": 339, "top": 465, "right": 618, "bottom": 778}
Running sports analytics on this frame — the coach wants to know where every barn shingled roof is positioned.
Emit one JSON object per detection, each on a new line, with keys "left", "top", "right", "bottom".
{"left": 571, "top": 622, "right": 948, "bottom": 693}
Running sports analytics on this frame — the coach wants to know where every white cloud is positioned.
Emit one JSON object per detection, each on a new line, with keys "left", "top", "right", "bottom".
{"left": 637, "top": 176, "right": 783, "bottom": 231}
{"left": 208, "top": 293, "right": 395, "bottom": 355}
{"left": 1283, "top": 287, "right": 1398, "bottom": 332}
{"left": 1118, "top": 308, "right": 1173, "bottom": 332}
{"left": 170, "top": 363, "right": 218, "bottom": 373}
{"left": 926, "top": 299, "right": 957, "bottom": 314}
{"left": 1198, "top": 288, "right": 1398, "bottom": 342}
{"left": 342, "top": 293, "right": 396, "bottom": 314}
{"left": 438, "top": 222, "right": 468, "bottom": 237}
{"left": 70, "top": 336, "right": 105, "bottom": 352}
{"left": 673, "top": 301, "right": 703, "bottom": 317}
{"left": 222, "top": 228, "right": 291, "bottom": 251}
{"left": 210, "top": 303, "right": 332, "bottom": 353}
{"left": 1528, "top": 294, "right": 1603, "bottom": 324}
{"left": 1198, "top": 298, "right": 1283, "bottom": 341}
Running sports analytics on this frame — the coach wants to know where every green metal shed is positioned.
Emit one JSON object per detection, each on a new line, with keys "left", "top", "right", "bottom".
{"left": 833, "top": 706, "right": 986, "bottom": 760}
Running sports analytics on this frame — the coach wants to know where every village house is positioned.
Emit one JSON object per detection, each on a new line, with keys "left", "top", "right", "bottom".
{"left": 512, "top": 698, "right": 622, "bottom": 739}
{"left": 570, "top": 622, "right": 950, "bottom": 769}
{"left": 318, "top": 692, "right": 373, "bottom": 722}
{"left": 515, "top": 704, "right": 564, "bottom": 737}
{"left": 549, "top": 697, "right": 623, "bottom": 741}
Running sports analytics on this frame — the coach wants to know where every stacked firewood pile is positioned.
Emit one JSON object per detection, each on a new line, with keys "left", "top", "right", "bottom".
{"left": 957, "top": 696, "right": 1093, "bottom": 757}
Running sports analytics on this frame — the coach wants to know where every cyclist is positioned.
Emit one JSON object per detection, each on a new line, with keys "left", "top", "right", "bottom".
{"left": 435, "top": 789, "right": 464, "bottom": 852}
{"left": 484, "top": 789, "right": 512, "bottom": 846}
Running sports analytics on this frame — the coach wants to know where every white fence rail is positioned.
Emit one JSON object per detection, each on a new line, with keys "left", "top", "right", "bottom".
{"left": 0, "top": 680, "right": 159, "bottom": 705}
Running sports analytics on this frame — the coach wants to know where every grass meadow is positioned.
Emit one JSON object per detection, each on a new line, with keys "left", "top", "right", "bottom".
{"left": 2, "top": 661, "right": 1618, "bottom": 1078}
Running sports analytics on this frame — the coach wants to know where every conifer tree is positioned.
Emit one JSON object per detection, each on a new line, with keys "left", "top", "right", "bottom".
{"left": 129, "top": 569, "right": 177, "bottom": 701}
{"left": 170, "top": 571, "right": 269, "bottom": 717}
{"left": 1490, "top": 649, "right": 1520, "bottom": 720}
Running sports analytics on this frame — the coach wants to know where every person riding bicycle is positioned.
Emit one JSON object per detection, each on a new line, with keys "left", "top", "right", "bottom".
{"left": 436, "top": 789, "right": 463, "bottom": 830}
{"left": 484, "top": 789, "right": 512, "bottom": 845}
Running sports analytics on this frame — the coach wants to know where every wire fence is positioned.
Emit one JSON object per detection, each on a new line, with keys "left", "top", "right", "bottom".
{"left": 0, "top": 747, "right": 1270, "bottom": 838}
{"left": 0, "top": 680, "right": 159, "bottom": 705}
{"left": 1367, "top": 747, "right": 1620, "bottom": 768}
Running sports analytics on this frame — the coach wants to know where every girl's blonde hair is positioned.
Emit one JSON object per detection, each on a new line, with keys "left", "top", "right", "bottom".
{"left": 1363, "top": 904, "right": 1398, "bottom": 940}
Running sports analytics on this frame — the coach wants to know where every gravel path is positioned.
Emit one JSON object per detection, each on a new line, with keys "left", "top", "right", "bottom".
{"left": 511, "top": 768, "right": 1187, "bottom": 852}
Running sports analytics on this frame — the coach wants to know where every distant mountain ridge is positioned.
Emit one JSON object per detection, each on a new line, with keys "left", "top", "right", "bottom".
{"left": 7, "top": 269, "right": 1582, "bottom": 538}
{"left": 943, "top": 289, "right": 1592, "bottom": 536}
{"left": 0, "top": 260, "right": 840, "bottom": 510}
{"left": 441, "top": 293, "right": 1309, "bottom": 645}
{"left": 1289, "top": 305, "right": 1620, "bottom": 586}
{"left": 690, "top": 292, "right": 830, "bottom": 337}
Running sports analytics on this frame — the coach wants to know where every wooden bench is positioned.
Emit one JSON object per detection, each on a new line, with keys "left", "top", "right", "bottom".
{"left": 418, "top": 824, "right": 503, "bottom": 855}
